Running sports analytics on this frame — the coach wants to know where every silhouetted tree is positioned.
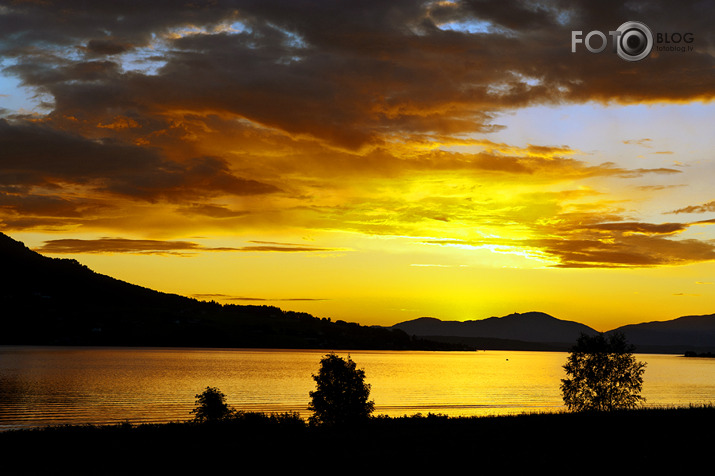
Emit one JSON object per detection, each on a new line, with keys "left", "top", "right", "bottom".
{"left": 308, "top": 353, "right": 374, "bottom": 426}
{"left": 560, "top": 332, "right": 646, "bottom": 411}
{"left": 190, "top": 386, "right": 235, "bottom": 422}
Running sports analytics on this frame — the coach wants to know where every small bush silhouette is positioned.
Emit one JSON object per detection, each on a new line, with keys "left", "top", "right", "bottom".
{"left": 190, "top": 386, "right": 235, "bottom": 423}
{"left": 308, "top": 353, "right": 374, "bottom": 426}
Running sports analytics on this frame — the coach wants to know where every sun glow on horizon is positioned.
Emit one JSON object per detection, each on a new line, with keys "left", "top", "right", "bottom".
{"left": 2, "top": 1, "right": 714, "bottom": 332}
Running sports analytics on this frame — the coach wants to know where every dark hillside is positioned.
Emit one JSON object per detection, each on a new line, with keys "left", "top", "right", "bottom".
{"left": 390, "top": 312, "right": 599, "bottom": 349}
{"left": 0, "top": 233, "right": 465, "bottom": 350}
{"left": 611, "top": 313, "right": 715, "bottom": 353}
{"left": 390, "top": 311, "right": 715, "bottom": 354}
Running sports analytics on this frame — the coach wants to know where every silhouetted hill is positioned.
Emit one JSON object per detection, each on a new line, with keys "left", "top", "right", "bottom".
{"left": 4, "top": 232, "right": 713, "bottom": 353}
{"left": 391, "top": 312, "right": 598, "bottom": 349}
{"left": 0, "top": 233, "right": 465, "bottom": 351}
{"left": 1, "top": 232, "right": 195, "bottom": 309}
{"left": 610, "top": 313, "right": 715, "bottom": 353}
{"left": 390, "top": 312, "right": 715, "bottom": 353}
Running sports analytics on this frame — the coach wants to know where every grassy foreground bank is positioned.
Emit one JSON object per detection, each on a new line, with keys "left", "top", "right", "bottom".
{"left": 3, "top": 406, "right": 713, "bottom": 474}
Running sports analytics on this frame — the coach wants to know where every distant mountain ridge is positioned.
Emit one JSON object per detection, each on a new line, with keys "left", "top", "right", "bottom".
{"left": 2, "top": 232, "right": 713, "bottom": 353}
{"left": 610, "top": 314, "right": 715, "bottom": 351}
{"left": 389, "top": 311, "right": 715, "bottom": 354}
{"left": 392, "top": 312, "right": 598, "bottom": 344}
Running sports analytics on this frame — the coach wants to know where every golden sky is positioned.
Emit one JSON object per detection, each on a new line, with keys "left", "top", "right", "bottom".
{"left": 1, "top": 1, "right": 714, "bottom": 331}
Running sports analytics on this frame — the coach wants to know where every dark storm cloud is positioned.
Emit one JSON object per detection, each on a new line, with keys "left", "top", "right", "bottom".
{"left": 0, "top": 0, "right": 234, "bottom": 52}
{"left": 1, "top": 1, "right": 713, "bottom": 267}
{"left": 0, "top": 119, "right": 279, "bottom": 202}
{"left": 2, "top": 1, "right": 712, "bottom": 149}
{"left": 84, "top": 39, "right": 134, "bottom": 57}
{"left": 0, "top": 191, "right": 104, "bottom": 218}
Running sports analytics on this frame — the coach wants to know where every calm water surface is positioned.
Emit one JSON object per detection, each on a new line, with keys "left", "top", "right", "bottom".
{"left": 1, "top": 346, "right": 714, "bottom": 430}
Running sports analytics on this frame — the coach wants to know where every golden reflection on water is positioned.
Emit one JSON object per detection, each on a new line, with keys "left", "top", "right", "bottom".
{"left": 355, "top": 350, "right": 567, "bottom": 417}
{"left": 1, "top": 347, "right": 713, "bottom": 430}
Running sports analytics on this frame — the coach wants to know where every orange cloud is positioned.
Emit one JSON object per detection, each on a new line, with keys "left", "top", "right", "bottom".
{"left": 668, "top": 200, "right": 715, "bottom": 214}
{"left": 1, "top": 0, "right": 713, "bottom": 272}
{"left": 35, "top": 238, "right": 343, "bottom": 255}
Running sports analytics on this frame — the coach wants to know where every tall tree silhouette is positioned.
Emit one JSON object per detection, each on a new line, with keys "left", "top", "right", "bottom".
{"left": 308, "top": 353, "right": 374, "bottom": 426}
{"left": 561, "top": 332, "right": 646, "bottom": 411}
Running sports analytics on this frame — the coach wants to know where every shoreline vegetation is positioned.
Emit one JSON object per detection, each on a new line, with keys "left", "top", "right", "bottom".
{"left": 2, "top": 348, "right": 710, "bottom": 472}
{"left": 3, "top": 405, "right": 714, "bottom": 473}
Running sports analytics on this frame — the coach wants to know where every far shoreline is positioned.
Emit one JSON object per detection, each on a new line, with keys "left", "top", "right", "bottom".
{"left": 0, "top": 341, "right": 708, "bottom": 355}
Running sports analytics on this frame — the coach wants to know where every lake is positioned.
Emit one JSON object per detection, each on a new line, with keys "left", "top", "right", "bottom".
{"left": 1, "top": 346, "right": 714, "bottom": 431}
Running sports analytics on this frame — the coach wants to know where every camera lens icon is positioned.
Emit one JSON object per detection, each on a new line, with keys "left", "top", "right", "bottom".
{"left": 616, "top": 21, "right": 653, "bottom": 61}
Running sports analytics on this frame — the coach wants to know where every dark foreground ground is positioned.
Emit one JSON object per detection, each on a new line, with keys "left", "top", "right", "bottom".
{"left": 2, "top": 406, "right": 713, "bottom": 474}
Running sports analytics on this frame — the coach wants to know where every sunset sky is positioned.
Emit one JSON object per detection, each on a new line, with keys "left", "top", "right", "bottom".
{"left": 1, "top": 0, "right": 714, "bottom": 332}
